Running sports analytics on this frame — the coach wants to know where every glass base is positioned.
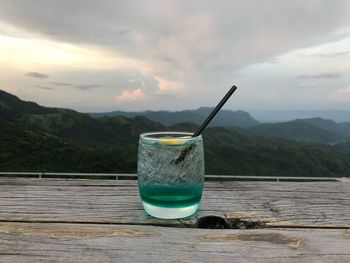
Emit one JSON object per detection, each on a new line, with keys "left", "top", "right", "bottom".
{"left": 142, "top": 201, "right": 199, "bottom": 219}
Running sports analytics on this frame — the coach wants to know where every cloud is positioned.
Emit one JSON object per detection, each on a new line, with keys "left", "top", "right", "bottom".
{"left": 116, "top": 29, "right": 131, "bottom": 36}
{"left": 116, "top": 88, "right": 145, "bottom": 103}
{"left": 26, "top": 72, "right": 49, "bottom": 79}
{"left": 300, "top": 37, "right": 350, "bottom": 58}
{"left": 51, "top": 82, "right": 74, "bottom": 86}
{"left": 298, "top": 83, "right": 317, "bottom": 88}
{"left": 297, "top": 72, "right": 341, "bottom": 79}
{"left": 75, "top": 84, "right": 100, "bottom": 90}
{"left": 0, "top": 1, "right": 350, "bottom": 111}
{"left": 52, "top": 81, "right": 100, "bottom": 90}
{"left": 3, "top": 1, "right": 349, "bottom": 83}
{"left": 317, "top": 51, "right": 350, "bottom": 58}
{"left": 328, "top": 84, "right": 350, "bottom": 101}
{"left": 48, "top": 69, "right": 160, "bottom": 100}
{"left": 31, "top": 85, "right": 54, "bottom": 90}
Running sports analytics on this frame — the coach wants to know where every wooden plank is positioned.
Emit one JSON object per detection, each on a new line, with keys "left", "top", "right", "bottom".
{"left": 0, "top": 178, "right": 349, "bottom": 228}
{"left": 0, "top": 222, "right": 349, "bottom": 263}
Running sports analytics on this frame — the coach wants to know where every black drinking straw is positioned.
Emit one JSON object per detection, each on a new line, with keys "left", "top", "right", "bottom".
{"left": 171, "top": 85, "right": 237, "bottom": 164}
{"left": 192, "top": 85, "right": 237, "bottom": 137}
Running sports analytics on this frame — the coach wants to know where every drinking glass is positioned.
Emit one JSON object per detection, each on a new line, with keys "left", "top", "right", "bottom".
{"left": 137, "top": 132, "right": 205, "bottom": 219}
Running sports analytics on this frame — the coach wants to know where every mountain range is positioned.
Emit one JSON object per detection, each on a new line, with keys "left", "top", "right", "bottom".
{"left": 1, "top": 89, "right": 350, "bottom": 177}
{"left": 250, "top": 110, "right": 350, "bottom": 123}
{"left": 241, "top": 118, "right": 350, "bottom": 144}
{"left": 91, "top": 107, "right": 350, "bottom": 144}
{"left": 90, "top": 108, "right": 259, "bottom": 128}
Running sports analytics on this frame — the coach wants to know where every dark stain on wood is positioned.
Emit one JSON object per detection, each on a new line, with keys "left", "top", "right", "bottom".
{"left": 197, "top": 215, "right": 265, "bottom": 229}
{"left": 198, "top": 232, "right": 304, "bottom": 249}
{"left": 197, "top": 216, "right": 228, "bottom": 229}
{"left": 263, "top": 202, "right": 280, "bottom": 216}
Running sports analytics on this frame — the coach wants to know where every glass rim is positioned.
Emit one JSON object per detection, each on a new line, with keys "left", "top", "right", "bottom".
{"left": 140, "top": 131, "right": 202, "bottom": 142}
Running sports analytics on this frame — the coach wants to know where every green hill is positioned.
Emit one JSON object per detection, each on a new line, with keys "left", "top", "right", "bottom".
{"left": 296, "top": 118, "right": 350, "bottom": 141}
{"left": 243, "top": 121, "right": 338, "bottom": 143}
{"left": 1, "top": 89, "right": 350, "bottom": 177}
{"left": 242, "top": 119, "right": 348, "bottom": 144}
{"left": 170, "top": 124, "right": 350, "bottom": 176}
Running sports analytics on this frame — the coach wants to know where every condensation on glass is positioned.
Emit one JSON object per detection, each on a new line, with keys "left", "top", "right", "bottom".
{"left": 138, "top": 132, "right": 205, "bottom": 219}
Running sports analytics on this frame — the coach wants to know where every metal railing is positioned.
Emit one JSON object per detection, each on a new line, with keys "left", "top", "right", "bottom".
{"left": 0, "top": 172, "right": 347, "bottom": 182}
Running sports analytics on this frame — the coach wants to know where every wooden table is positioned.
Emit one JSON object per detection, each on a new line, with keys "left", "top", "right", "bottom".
{"left": 0, "top": 178, "right": 349, "bottom": 262}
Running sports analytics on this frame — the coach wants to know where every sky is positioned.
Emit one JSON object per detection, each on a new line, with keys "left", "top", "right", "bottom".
{"left": 0, "top": 0, "right": 350, "bottom": 112}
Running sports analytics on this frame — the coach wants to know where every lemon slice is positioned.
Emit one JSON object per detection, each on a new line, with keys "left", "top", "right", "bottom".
{"left": 159, "top": 136, "right": 191, "bottom": 145}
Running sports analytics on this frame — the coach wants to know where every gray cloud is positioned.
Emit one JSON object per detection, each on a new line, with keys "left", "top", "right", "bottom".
{"left": 52, "top": 69, "right": 160, "bottom": 97}
{"left": 297, "top": 72, "right": 341, "bottom": 79}
{"left": 0, "top": 1, "right": 350, "bottom": 111}
{"left": 116, "top": 29, "right": 130, "bottom": 36}
{"left": 52, "top": 81, "right": 100, "bottom": 90}
{"left": 32, "top": 85, "right": 54, "bottom": 90}
{"left": 43, "top": 31, "right": 59, "bottom": 36}
{"left": 51, "top": 82, "right": 74, "bottom": 86}
{"left": 318, "top": 51, "right": 350, "bottom": 58}
{"left": 75, "top": 84, "right": 100, "bottom": 90}
{"left": 26, "top": 72, "right": 49, "bottom": 79}
{"left": 3, "top": 1, "right": 349, "bottom": 80}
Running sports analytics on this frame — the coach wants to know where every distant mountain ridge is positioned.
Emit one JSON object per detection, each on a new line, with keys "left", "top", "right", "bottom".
{"left": 250, "top": 110, "right": 350, "bottom": 123}
{"left": 89, "top": 107, "right": 260, "bottom": 128}
{"left": 296, "top": 118, "right": 350, "bottom": 140}
{"left": 242, "top": 118, "right": 350, "bottom": 144}
{"left": 89, "top": 105, "right": 350, "bottom": 144}
{"left": 1, "top": 89, "right": 350, "bottom": 177}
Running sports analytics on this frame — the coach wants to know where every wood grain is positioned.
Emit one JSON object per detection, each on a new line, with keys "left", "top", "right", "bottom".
{"left": 0, "top": 178, "right": 349, "bottom": 228}
{"left": 0, "top": 222, "right": 349, "bottom": 263}
{"left": 0, "top": 178, "right": 349, "bottom": 262}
